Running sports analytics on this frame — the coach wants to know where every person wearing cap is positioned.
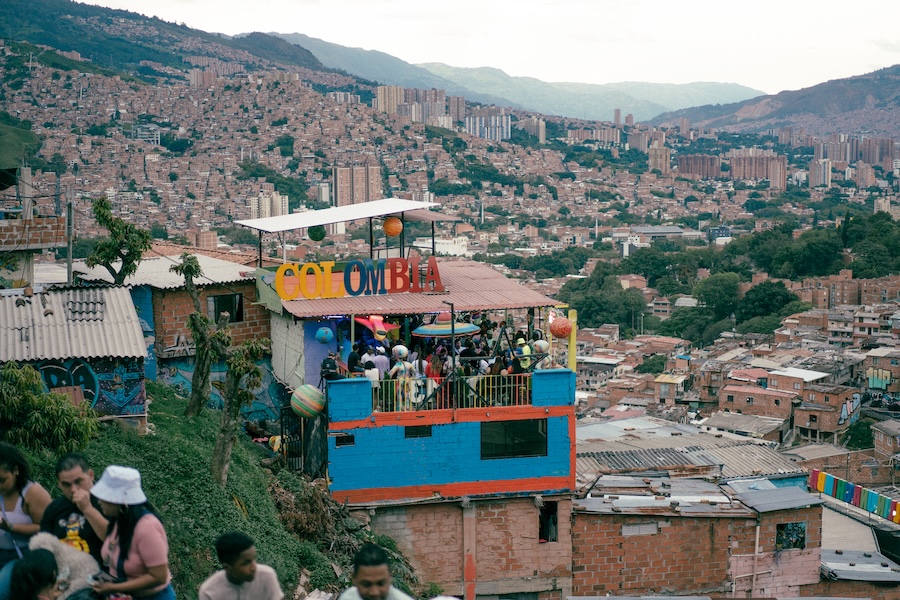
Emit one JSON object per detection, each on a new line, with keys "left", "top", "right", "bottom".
{"left": 372, "top": 346, "right": 390, "bottom": 379}
{"left": 90, "top": 466, "right": 174, "bottom": 600}
{"left": 515, "top": 338, "right": 531, "bottom": 370}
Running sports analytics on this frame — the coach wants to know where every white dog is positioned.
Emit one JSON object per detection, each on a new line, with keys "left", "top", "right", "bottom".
{"left": 29, "top": 532, "right": 100, "bottom": 600}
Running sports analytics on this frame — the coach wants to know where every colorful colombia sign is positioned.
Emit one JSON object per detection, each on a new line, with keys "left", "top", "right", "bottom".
{"left": 275, "top": 256, "right": 444, "bottom": 300}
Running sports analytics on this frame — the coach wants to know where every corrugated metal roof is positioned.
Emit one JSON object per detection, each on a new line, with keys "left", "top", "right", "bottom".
{"left": 782, "top": 443, "right": 851, "bottom": 461}
{"left": 578, "top": 447, "right": 722, "bottom": 474}
{"left": 235, "top": 198, "right": 439, "bottom": 233}
{"left": 735, "top": 486, "right": 823, "bottom": 512}
{"left": 281, "top": 260, "right": 557, "bottom": 318}
{"left": 0, "top": 287, "right": 146, "bottom": 361}
{"left": 701, "top": 412, "right": 786, "bottom": 436}
{"left": 821, "top": 549, "right": 900, "bottom": 582}
{"left": 713, "top": 444, "right": 807, "bottom": 479}
{"left": 77, "top": 254, "right": 253, "bottom": 289}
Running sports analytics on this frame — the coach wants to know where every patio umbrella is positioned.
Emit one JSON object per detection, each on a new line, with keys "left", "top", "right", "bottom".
{"left": 412, "top": 313, "right": 480, "bottom": 338}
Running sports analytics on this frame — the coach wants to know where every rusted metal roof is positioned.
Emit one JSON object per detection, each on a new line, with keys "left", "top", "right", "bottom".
{"left": 281, "top": 260, "right": 558, "bottom": 318}
{"left": 0, "top": 287, "right": 146, "bottom": 361}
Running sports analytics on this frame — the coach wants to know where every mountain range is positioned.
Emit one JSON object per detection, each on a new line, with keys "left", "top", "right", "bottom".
{"left": 651, "top": 65, "right": 900, "bottom": 137}
{"left": 270, "top": 32, "right": 764, "bottom": 121}
{"left": 1, "top": 0, "right": 898, "bottom": 135}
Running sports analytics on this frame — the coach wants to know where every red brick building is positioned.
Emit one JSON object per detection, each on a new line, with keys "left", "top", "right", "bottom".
{"left": 571, "top": 478, "right": 825, "bottom": 597}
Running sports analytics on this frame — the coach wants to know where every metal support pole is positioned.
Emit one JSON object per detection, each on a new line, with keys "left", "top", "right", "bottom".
{"left": 444, "top": 301, "right": 456, "bottom": 375}
{"left": 258, "top": 230, "right": 263, "bottom": 268}
{"left": 369, "top": 217, "right": 374, "bottom": 260}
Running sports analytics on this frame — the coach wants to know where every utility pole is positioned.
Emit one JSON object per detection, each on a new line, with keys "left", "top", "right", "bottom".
{"left": 66, "top": 188, "right": 74, "bottom": 285}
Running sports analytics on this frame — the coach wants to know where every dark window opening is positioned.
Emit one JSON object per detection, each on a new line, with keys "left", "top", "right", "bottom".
{"left": 727, "top": 395, "right": 734, "bottom": 402}
{"left": 539, "top": 501, "right": 558, "bottom": 543}
{"left": 335, "top": 433, "right": 355, "bottom": 447}
{"left": 810, "top": 415, "right": 818, "bottom": 423}
{"left": 405, "top": 425, "right": 432, "bottom": 438}
{"left": 776, "top": 522, "right": 806, "bottom": 550}
{"left": 481, "top": 419, "right": 548, "bottom": 460}
{"left": 208, "top": 293, "right": 244, "bottom": 323}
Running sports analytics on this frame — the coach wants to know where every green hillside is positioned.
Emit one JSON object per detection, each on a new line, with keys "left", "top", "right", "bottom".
{"left": 22, "top": 382, "right": 418, "bottom": 600}
{"left": 0, "top": 121, "right": 39, "bottom": 170}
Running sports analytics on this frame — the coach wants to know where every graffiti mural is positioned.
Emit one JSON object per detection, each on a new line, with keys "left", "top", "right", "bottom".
{"left": 35, "top": 357, "right": 146, "bottom": 416}
{"left": 157, "top": 356, "right": 283, "bottom": 420}
{"left": 838, "top": 393, "right": 862, "bottom": 425}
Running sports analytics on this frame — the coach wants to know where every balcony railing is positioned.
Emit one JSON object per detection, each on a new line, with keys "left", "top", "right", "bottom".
{"left": 371, "top": 372, "right": 533, "bottom": 412}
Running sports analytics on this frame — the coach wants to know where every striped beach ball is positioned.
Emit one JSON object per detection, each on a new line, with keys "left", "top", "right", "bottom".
{"left": 291, "top": 384, "right": 326, "bottom": 418}
{"left": 533, "top": 339, "right": 550, "bottom": 353}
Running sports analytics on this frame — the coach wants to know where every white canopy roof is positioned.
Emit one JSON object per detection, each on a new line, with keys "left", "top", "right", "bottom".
{"left": 234, "top": 198, "right": 440, "bottom": 233}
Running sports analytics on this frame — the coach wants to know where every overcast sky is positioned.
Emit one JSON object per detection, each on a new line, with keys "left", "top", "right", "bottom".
{"left": 84, "top": 0, "right": 900, "bottom": 95}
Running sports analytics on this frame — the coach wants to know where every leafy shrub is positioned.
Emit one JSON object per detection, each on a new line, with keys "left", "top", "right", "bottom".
{"left": 0, "top": 362, "right": 98, "bottom": 453}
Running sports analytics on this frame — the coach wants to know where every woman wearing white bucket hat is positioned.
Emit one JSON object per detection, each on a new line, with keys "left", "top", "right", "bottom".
{"left": 90, "top": 466, "right": 174, "bottom": 600}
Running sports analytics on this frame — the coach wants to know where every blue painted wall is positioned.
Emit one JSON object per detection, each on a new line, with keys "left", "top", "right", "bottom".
{"left": 130, "top": 286, "right": 157, "bottom": 380}
{"left": 326, "top": 370, "right": 575, "bottom": 495}
{"left": 327, "top": 416, "right": 571, "bottom": 493}
{"left": 157, "top": 356, "right": 286, "bottom": 420}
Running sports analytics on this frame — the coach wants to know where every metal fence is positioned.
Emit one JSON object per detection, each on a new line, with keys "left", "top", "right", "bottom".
{"left": 372, "top": 372, "right": 532, "bottom": 412}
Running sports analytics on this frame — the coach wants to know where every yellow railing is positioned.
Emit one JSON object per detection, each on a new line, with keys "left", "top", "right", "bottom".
{"left": 371, "top": 373, "right": 532, "bottom": 412}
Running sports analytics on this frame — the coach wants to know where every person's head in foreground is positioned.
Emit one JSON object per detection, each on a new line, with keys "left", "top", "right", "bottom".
{"left": 351, "top": 543, "right": 393, "bottom": 600}
{"left": 216, "top": 531, "right": 258, "bottom": 585}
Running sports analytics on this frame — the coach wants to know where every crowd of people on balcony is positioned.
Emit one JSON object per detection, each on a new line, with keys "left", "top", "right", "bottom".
{"left": 325, "top": 323, "right": 554, "bottom": 412}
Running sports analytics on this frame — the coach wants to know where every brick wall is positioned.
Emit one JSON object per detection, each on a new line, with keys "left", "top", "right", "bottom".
{"left": 152, "top": 281, "right": 268, "bottom": 358}
{"left": 795, "top": 450, "right": 890, "bottom": 486}
{"left": 572, "top": 513, "right": 744, "bottom": 596}
{"left": 572, "top": 506, "right": 823, "bottom": 597}
{"left": 801, "top": 578, "right": 900, "bottom": 599}
{"left": 728, "top": 507, "right": 823, "bottom": 596}
{"left": 367, "top": 497, "right": 572, "bottom": 598}
{"left": 0, "top": 216, "right": 66, "bottom": 251}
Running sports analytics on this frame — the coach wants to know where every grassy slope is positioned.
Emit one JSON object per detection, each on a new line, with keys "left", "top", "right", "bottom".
{"left": 0, "top": 122, "right": 39, "bottom": 170}
{"left": 24, "top": 382, "right": 308, "bottom": 599}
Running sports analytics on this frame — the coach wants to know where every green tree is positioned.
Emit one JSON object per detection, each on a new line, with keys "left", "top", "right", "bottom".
{"left": 86, "top": 197, "right": 152, "bottom": 285}
{"left": 636, "top": 354, "right": 667, "bottom": 374}
{"left": 735, "top": 280, "right": 797, "bottom": 323}
{"left": 0, "top": 362, "right": 97, "bottom": 452}
{"left": 211, "top": 338, "right": 269, "bottom": 487}
{"left": 694, "top": 272, "right": 741, "bottom": 320}
{"left": 170, "top": 254, "right": 232, "bottom": 417}
{"left": 150, "top": 222, "right": 168, "bottom": 240}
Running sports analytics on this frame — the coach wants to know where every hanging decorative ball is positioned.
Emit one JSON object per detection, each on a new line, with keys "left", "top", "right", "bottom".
{"left": 392, "top": 344, "right": 409, "bottom": 360}
{"left": 308, "top": 225, "right": 326, "bottom": 242}
{"left": 291, "top": 384, "right": 326, "bottom": 418}
{"left": 315, "top": 327, "right": 334, "bottom": 344}
{"left": 383, "top": 216, "right": 403, "bottom": 237}
{"left": 550, "top": 317, "right": 573, "bottom": 339}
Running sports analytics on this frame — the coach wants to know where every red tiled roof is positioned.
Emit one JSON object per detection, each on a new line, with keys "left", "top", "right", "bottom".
{"left": 281, "top": 260, "right": 558, "bottom": 318}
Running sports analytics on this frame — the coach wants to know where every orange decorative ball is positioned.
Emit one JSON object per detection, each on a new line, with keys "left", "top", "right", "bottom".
{"left": 383, "top": 216, "right": 403, "bottom": 237}
{"left": 550, "top": 317, "right": 572, "bottom": 339}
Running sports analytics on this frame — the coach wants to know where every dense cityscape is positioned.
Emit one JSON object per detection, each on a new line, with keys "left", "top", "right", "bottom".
{"left": 2, "top": 3, "right": 900, "bottom": 600}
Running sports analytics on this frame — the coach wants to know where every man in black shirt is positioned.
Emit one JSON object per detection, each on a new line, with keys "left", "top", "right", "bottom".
{"left": 347, "top": 343, "right": 364, "bottom": 373}
{"left": 39, "top": 453, "right": 108, "bottom": 564}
